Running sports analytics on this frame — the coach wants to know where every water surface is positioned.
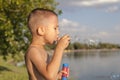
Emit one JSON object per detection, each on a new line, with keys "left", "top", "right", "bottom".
{"left": 61, "top": 50, "right": 120, "bottom": 80}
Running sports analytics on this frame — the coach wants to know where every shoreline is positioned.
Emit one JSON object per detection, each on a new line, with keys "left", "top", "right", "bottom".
{"left": 64, "top": 49, "right": 120, "bottom": 53}
{"left": 48, "top": 49, "right": 120, "bottom": 55}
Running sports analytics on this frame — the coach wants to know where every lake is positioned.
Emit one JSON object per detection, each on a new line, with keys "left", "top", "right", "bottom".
{"left": 61, "top": 50, "right": 120, "bottom": 80}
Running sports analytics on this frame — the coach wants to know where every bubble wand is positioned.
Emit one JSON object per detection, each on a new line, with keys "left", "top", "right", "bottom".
{"left": 62, "top": 63, "right": 69, "bottom": 80}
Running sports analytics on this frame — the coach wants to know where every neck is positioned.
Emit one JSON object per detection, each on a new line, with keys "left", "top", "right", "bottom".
{"left": 31, "top": 36, "right": 45, "bottom": 49}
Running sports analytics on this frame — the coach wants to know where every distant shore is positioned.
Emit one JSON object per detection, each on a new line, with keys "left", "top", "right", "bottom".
{"left": 64, "top": 49, "right": 120, "bottom": 53}
{"left": 48, "top": 49, "right": 120, "bottom": 55}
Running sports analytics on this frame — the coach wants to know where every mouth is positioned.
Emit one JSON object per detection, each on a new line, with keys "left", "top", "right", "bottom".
{"left": 56, "top": 36, "right": 60, "bottom": 40}
{"left": 52, "top": 36, "right": 59, "bottom": 44}
{"left": 53, "top": 40, "right": 57, "bottom": 45}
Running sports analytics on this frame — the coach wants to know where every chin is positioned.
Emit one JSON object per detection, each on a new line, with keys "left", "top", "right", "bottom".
{"left": 47, "top": 40, "right": 56, "bottom": 45}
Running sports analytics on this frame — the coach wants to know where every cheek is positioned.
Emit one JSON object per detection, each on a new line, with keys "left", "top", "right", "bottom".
{"left": 48, "top": 30, "right": 56, "bottom": 37}
{"left": 45, "top": 33, "right": 54, "bottom": 42}
{"left": 45, "top": 29, "right": 56, "bottom": 41}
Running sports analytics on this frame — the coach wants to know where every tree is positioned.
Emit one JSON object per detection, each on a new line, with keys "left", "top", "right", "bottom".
{"left": 0, "top": 0, "right": 61, "bottom": 60}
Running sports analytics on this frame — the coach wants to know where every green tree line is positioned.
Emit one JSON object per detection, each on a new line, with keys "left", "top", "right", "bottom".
{"left": 69, "top": 42, "right": 120, "bottom": 50}
{"left": 47, "top": 42, "right": 120, "bottom": 50}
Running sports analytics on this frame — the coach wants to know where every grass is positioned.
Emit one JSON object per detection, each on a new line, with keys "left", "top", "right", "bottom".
{"left": 0, "top": 55, "right": 28, "bottom": 80}
{"left": 0, "top": 55, "right": 73, "bottom": 80}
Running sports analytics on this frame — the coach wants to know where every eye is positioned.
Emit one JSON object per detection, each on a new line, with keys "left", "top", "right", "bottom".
{"left": 54, "top": 27, "right": 57, "bottom": 30}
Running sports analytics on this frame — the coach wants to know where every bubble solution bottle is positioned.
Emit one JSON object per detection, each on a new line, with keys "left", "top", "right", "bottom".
{"left": 62, "top": 63, "right": 69, "bottom": 80}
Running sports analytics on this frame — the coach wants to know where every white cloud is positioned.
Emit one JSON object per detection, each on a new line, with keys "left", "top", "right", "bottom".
{"left": 89, "top": 28, "right": 120, "bottom": 44}
{"left": 105, "top": 6, "right": 119, "bottom": 12}
{"left": 59, "top": 18, "right": 88, "bottom": 40}
{"left": 95, "top": 31, "right": 109, "bottom": 38}
{"left": 115, "top": 25, "right": 120, "bottom": 30}
{"left": 58, "top": 18, "right": 120, "bottom": 44}
{"left": 60, "top": 18, "right": 79, "bottom": 27}
{"left": 59, "top": 18, "right": 87, "bottom": 32}
{"left": 57, "top": 0, "right": 120, "bottom": 44}
{"left": 59, "top": 18, "right": 78, "bottom": 36}
{"left": 70, "top": 0, "right": 120, "bottom": 7}
{"left": 83, "top": 31, "right": 109, "bottom": 42}
{"left": 57, "top": 0, "right": 120, "bottom": 13}
{"left": 59, "top": 19, "right": 113, "bottom": 41}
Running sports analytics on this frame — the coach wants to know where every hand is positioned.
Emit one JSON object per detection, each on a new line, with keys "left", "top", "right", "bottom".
{"left": 57, "top": 69, "right": 69, "bottom": 80}
{"left": 56, "top": 35, "right": 70, "bottom": 50}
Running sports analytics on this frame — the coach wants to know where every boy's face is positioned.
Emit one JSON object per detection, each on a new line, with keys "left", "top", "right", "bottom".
{"left": 44, "top": 15, "right": 59, "bottom": 44}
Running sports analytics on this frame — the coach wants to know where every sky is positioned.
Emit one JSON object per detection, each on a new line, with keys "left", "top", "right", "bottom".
{"left": 56, "top": 0, "right": 120, "bottom": 44}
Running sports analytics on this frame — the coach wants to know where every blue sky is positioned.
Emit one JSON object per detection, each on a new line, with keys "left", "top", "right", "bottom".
{"left": 56, "top": 0, "right": 120, "bottom": 44}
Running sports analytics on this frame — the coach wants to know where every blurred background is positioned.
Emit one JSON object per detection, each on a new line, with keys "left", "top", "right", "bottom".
{"left": 0, "top": 0, "right": 120, "bottom": 80}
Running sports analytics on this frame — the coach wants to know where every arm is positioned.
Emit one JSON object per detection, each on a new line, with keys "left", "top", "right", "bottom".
{"left": 30, "top": 35, "right": 70, "bottom": 80}
{"left": 47, "top": 35, "right": 70, "bottom": 79}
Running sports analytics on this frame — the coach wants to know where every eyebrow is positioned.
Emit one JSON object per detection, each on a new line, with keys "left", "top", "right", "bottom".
{"left": 57, "top": 25, "right": 59, "bottom": 28}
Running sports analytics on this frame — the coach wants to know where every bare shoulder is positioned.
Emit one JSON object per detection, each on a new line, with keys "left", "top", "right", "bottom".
{"left": 25, "top": 47, "right": 40, "bottom": 59}
{"left": 25, "top": 46, "right": 47, "bottom": 62}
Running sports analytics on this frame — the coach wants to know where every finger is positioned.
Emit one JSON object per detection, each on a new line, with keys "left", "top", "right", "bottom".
{"left": 67, "top": 68, "right": 69, "bottom": 77}
{"left": 64, "top": 35, "right": 71, "bottom": 41}
{"left": 57, "top": 37, "right": 60, "bottom": 41}
{"left": 63, "top": 35, "right": 70, "bottom": 39}
{"left": 68, "top": 37, "right": 71, "bottom": 41}
{"left": 61, "top": 70, "right": 69, "bottom": 77}
{"left": 61, "top": 71, "right": 68, "bottom": 74}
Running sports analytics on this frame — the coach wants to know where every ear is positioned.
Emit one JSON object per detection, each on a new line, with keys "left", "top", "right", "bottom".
{"left": 37, "top": 26, "right": 45, "bottom": 36}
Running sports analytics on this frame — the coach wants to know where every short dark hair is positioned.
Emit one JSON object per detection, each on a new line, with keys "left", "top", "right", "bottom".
{"left": 27, "top": 8, "right": 57, "bottom": 34}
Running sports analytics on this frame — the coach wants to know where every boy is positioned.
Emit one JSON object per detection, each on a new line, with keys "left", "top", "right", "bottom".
{"left": 25, "top": 8, "right": 70, "bottom": 80}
